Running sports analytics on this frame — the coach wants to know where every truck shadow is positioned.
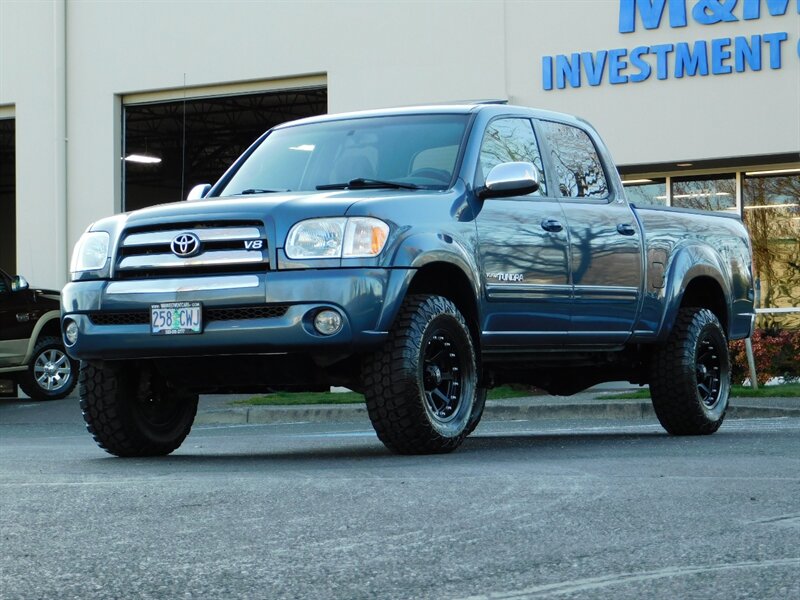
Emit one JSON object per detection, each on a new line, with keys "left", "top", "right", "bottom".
{"left": 90, "top": 429, "right": 712, "bottom": 467}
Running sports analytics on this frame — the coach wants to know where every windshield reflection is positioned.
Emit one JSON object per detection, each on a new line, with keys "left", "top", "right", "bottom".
{"left": 217, "top": 114, "right": 469, "bottom": 197}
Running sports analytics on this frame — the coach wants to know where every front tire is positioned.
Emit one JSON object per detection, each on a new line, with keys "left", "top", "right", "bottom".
{"left": 650, "top": 307, "right": 730, "bottom": 435}
{"left": 362, "top": 295, "right": 478, "bottom": 454}
{"left": 79, "top": 361, "right": 198, "bottom": 457}
{"left": 18, "top": 336, "right": 78, "bottom": 401}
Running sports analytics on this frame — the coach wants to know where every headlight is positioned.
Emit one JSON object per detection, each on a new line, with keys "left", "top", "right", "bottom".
{"left": 70, "top": 231, "right": 110, "bottom": 273}
{"left": 285, "top": 218, "right": 389, "bottom": 259}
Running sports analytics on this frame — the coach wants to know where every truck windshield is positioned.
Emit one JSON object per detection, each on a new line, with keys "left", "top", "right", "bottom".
{"left": 216, "top": 114, "right": 469, "bottom": 196}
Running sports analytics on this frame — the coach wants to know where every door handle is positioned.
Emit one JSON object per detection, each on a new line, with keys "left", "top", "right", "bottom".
{"left": 616, "top": 223, "right": 636, "bottom": 236}
{"left": 541, "top": 218, "right": 563, "bottom": 233}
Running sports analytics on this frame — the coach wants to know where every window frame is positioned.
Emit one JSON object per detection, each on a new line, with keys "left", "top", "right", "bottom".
{"left": 473, "top": 115, "right": 553, "bottom": 200}
{"left": 534, "top": 118, "right": 615, "bottom": 206}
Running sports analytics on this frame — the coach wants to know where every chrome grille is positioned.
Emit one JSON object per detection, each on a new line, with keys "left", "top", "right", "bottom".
{"left": 116, "top": 221, "right": 268, "bottom": 278}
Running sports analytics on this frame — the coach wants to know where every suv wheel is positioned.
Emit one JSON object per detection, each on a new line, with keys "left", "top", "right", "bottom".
{"left": 18, "top": 336, "right": 78, "bottom": 401}
{"left": 362, "top": 294, "right": 478, "bottom": 454}
{"left": 79, "top": 361, "right": 198, "bottom": 457}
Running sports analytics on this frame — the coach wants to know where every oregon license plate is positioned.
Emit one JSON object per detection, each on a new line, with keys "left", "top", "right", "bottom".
{"left": 150, "top": 302, "right": 202, "bottom": 335}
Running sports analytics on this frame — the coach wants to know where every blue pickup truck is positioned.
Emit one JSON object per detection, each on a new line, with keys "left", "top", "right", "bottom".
{"left": 62, "top": 104, "right": 755, "bottom": 456}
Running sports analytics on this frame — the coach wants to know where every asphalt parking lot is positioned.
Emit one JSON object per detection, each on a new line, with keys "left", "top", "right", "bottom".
{"left": 2, "top": 391, "right": 799, "bottom": 600}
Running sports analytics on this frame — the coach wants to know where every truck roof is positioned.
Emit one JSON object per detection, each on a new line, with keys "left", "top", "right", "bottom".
{"left": 274, "top": 103, "right": 586, "bottom": 131}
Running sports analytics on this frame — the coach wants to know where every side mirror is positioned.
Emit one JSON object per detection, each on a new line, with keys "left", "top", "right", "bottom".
{"left": 479, "top": 162, "right": 541, "bottom": 199}
{"left": 187, "top": 183, "right": 212, "bottom": 201}
{"left": 11, "top": 275, "right": 29, "bottom": 292}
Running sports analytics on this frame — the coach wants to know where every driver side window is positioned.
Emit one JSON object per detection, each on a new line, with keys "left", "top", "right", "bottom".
{"left": 478, "top": 118, "right": 546, "bottom": 196}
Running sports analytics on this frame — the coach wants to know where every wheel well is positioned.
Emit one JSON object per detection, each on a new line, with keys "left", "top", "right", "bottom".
{"left": 407, "top": 263, "right": 480, "bottom": 343}
{"left": 680, "top": 277, "right": 728, "bottom": 332}
{"left": 37, "top": 317, "right": 62, "bottom": 342}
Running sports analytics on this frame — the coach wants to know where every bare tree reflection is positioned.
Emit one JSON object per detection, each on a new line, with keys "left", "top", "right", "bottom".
{"left": 539, "top": 122, "right": 608, "bottom": 199}
{"left": 743, "top": 174, "right": 800, "bottom": 329}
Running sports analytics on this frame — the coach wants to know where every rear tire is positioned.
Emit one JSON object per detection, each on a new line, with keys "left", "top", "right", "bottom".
{"left": 465, "top": 388, "right": 488, "bottom": 436}
{"left": 650, "top": 307, "right": 730, "bottom": 435}
{"left": 18, "top": 336, "right": 78, "bottom": 401}
{"left": 362, "top": 295, "right": 478, "bottom": 454}
{"left": 79, "top": 361, "right": 198, "bottom": 457}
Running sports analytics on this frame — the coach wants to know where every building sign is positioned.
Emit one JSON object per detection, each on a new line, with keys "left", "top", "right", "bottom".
{"left": 542, "top": 0, "right": 799, "bottom": 90}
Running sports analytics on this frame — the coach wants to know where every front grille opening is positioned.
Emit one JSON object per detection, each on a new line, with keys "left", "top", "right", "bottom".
{"left": 88, "top": 305, "right": 291, "bottom": 326}
{"left": 123, "top": 220, "right": 263, "bottom": 234}
{"left": 114, "top": 263, "right": 268, "bottom": 280}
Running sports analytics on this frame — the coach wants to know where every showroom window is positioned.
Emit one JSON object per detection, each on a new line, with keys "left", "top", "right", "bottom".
{"left": 0, "top": 118, "right": 15, "bottom": 273}
{"left": 622, "top": 178, "right": 667, "bottom": 206}
{"left": 742, "top": 171, "right": 800, "bottom": 323}
{"left": 123, "top": 87, "right": 327, "bottom": 211}
{"left": 671, "top": 174, "right": 737, "bottom": 212}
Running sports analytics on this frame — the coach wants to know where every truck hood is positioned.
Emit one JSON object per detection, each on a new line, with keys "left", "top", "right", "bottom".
{"left": 98, "top": 188, "right": 448, "bottom": 246}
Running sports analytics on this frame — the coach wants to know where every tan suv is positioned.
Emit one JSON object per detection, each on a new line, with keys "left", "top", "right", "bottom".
{"left": 0, "top": 269, "right": 77, "bottom": 400}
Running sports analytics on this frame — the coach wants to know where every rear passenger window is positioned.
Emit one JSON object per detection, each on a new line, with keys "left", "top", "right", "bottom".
{"left": 540, "top": 121, "right": 608, "bottom": 199}
{"left": 478, "top": 118, "right": 546, "bottom": 196}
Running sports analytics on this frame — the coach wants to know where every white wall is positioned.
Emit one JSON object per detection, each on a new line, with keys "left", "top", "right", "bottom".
{"left": 505, "top": 0, "right": 800, "bottom": 167}
{"left": 0, "top": 0, "right": 67, "bottom": 285}
{"left": 1, "top": 0, "right": 798, "bottom": 287}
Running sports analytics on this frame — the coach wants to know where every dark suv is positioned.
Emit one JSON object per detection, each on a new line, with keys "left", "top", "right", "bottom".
{"left": 0, "top": 269, "right": 78, "bottom": 400}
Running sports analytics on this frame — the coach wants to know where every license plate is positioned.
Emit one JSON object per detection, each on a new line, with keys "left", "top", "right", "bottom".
{"left": 150, "top": 302, "right": 202, "bottom": 335}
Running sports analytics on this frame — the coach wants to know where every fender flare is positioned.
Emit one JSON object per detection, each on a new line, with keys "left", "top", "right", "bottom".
{"left": 374, "top": 232, "right": 481, "bottom": 332}
{"left": 656, "top": 243, "right": 732, "bottom": 340}
{"left": 21, "top": 310, "right": 62, "bottom": 365}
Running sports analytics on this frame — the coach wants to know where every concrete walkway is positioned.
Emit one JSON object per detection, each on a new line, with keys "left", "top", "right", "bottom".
{"left": 195, "top": 390, "right": 800, "bottom": 425}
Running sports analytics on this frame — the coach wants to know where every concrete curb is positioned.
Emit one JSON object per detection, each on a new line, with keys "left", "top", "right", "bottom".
{"left": 194, "top": 398, "right": 800, "bottom": 426}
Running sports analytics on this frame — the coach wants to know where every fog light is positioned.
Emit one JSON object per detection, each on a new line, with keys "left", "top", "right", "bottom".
{"left": 313, "top": 310, "right": 343, "bottom": 336}
{"left": 64, "top": 320, "right": 79, "bottom": 346}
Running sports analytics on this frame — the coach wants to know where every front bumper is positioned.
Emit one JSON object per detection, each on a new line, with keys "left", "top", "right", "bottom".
{"left": 61, "top": 268, "right": 412, "bottom": 360}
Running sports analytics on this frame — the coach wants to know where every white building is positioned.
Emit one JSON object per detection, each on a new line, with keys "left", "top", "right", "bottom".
{"left": 1, "top": 0, "right": 798, "bottom": 315}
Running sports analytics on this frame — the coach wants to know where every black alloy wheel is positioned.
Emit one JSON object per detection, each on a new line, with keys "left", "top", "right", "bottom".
{"left": 363, "top": 294, "right": 478, "bottom": 454}
{"left": 650, "top": 307, "right": 731, "bottom": 435}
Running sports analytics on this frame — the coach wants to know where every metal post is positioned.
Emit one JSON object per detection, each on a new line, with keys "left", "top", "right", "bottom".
{"left": 744, "top": 337, "right": 758, "bottom": 390}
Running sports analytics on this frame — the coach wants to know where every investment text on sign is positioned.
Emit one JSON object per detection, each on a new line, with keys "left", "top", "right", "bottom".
{"left": 542, "top": 0, "right": 799, "bottom": 90}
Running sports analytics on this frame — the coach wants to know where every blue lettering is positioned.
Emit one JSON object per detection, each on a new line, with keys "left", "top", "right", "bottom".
{"left": 711, "top": 37, "right": 733, "bottom": 73}
{"left": 581, "top": 51, "right": 608, "bottom": 86}
{"left": 543, "top": 56, "right": 554, "bottom": 90}
{"left": 608, "top": 48, "right": 629, "bottom": 83}
{"left": 629, "top": 46, "right": 653, "bottom": 81}
{"left": 693, "top": 0, "right": 739, "bottom": 25}
{"left": 763, "top": 31, "right": 788, "bottom": 67}
{"left": 619, "top": 0, "right": 688, "bottom": 33}
{"left": 651, "top": 43, "right": 676, "bottom": 78}
{"left": 675, "top": 41, "right": 710, "bottom": 77}
{"left": 743, "top": 0, "right": 797, "bottom": 19}
{"left": 556, "top": 53, "right": 581, "bottom": 88}
{"left": 734, "top": 35, "right": 763, "bottom": 70}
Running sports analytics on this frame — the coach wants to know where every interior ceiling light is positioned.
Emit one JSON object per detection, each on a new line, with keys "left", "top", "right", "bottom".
{"left": 672, "top": 192, "right": 732, "bottom": 198}
{"left": 676, "top": 162, "right": 693, "bottom": 167}
{"left": 622, "top": 179, "right": 653, "bottom": 185}
{"left": 743, "top": 203, "right": 800, "bottom": 210}
{"left": 124, "top": 154, "right": 162, "bottom": 164}
{"left": 744, "top": 168, "right": 800, "bottom": 176}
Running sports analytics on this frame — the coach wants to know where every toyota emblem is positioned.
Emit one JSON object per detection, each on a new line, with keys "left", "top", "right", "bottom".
{"left": 170, "top": 233, "right": 201, "bottom": 257}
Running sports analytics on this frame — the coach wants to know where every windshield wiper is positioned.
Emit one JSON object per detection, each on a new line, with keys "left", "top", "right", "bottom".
{"left": 317, "top": 178, "right": 420, "bottom": 191}
{"left": 238, "top": 188, "right": 287, "bottom": 195}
